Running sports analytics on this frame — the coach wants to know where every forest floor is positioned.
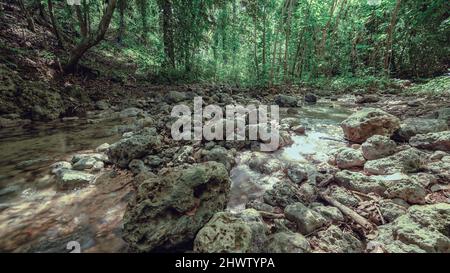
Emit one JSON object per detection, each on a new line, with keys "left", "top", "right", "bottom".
{"left": 1, "top": 4, "right": 449, "bottom": 253}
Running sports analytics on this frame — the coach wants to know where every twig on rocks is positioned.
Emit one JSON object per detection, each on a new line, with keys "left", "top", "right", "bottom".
{"left": 257, "top": 211, "right": 285, "bottom": 219}
{"left": 319, "top": 191, "right": 374, "bottom": 230}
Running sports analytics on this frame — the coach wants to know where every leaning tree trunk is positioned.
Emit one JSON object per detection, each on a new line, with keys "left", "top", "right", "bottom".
{"left": 47, "top": 0, "right": 64, "bottom": 49}
{"left": 64, "top": 0, "right": 117, "bottom": 73}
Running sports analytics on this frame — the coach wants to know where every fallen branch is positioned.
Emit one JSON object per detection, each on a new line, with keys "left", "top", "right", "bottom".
{"left": 257, "top": 211, "right": 285, "bottom": 219}
{"left": 319, "top": 192, "right": 374, "bottom": 230}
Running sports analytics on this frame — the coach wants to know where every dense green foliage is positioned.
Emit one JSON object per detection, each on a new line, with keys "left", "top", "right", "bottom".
{"left": 22, "top": 0, "right": 450, "bottom": 85}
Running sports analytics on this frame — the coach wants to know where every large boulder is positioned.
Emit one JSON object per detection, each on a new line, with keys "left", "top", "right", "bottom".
{"left": 274, "top": 94, "right": 298, "bottom": 107}
{"left": 194, "top": 209, "right": 268, "bottom": 253}
{"left": 122, "top": 162, "right": 230, "bottom": 252}
{"left": 370, "top": 203, "right": 450, "bottom": 253}
{"left": 409, "top": 131, "right": 450, "bottom": 152}
{"left": 395, "top": 118, "right": 448, "bottom": 142}
{"left": 107, "top": 127, "right": 161, "bottom": 168}
{"left": 341, "top": 108, "right": 400, "bottom": 143}
{"left": 361, "top": 135, "right": 397, "bottom": 160}
{"left": 364, "top": 148, "right": 424, "bottom": 175}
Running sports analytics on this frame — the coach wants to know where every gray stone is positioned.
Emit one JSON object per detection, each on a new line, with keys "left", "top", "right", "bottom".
{"left": 56, "top": 170, "right": 95, "bottom": 190}
{"left": 265, "top": 232, "right": 311, "bottom": 253}
{"left": 284, "top": 202, "right": 327, "bottom": 234}
{"left": 341, "top": 108, "right": 400, "bottom": 143}
{"left": 364, "top": 148, "right": 424, "bottom": 175}
{"left": 122, "top": 162, "right": 230, "bottom": 252}
{"left": 311, "top": 204, "right": 344, "bottom": 222}
{"left": 395, "top": 118, "right": 448, "bottom": 141}
{"left": 275, "top": 95, "right": 298, "bottom": 107}
{"left": 328, "top": 186, "right": 360, "bottom": 207}
{"left": 379, "top": 199, "right": 408, "bottom": 223}
{"left": 314, "top": 225, "right": 363, "bottom": 253}
{"left": 72, "top": 157, "right": 97, "bottom": 170}
{"left": 263, "top": 181, "right": 303, "bottom": 208}
{"left": 95, "top": 143, "right": 110, "bottom": 152}
{"left": 361, "top": 135, "right": 397, "bottom": 160}
{"left": 335, "top": 170, "right": 386, "bottom": 195}
{"left": 164, "top": 91, "right": 187, "bottom": 104}
{"left": 286, "top": 163, "right": 317, "bottom": 184}
{"left": 410, "top": 131, "right": 450, "bottom": 152}
{"left": 336, "top": 148, "right": 366, "bottom": 169}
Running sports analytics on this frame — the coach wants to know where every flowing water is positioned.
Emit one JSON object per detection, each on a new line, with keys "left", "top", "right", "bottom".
{"left": 0, "top": 102, "right": 353, "bottom": 252}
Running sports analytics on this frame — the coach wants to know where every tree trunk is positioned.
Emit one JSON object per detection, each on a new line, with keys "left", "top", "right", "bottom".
{"left": 64, "top": 0, "right": 117, "bottom": 73}
{"left": 159, "top": 0, "right": 175, "bottom": 68}
{"left": 18, "top": 0, "right": 35, "bottom": 32}
{"left": 117, "top": 0, "right": 127, "bottom": 44}
{"left": 384, "top": 0, "right": 402, "bottom": 74}
{"left": 47, "top": 0, "right": 64, "bottom": 49}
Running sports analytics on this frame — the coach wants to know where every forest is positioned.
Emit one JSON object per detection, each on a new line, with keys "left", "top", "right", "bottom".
{"left": 0, "top": 0, "right": 449, "bottom": 254}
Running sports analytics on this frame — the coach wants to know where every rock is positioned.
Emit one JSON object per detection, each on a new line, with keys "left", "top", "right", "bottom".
{"left": 246, "top": 200, "right": 275, "bottom": 213}
{"left": 128, "top": 159, "right": 148, "bottom": 175}
{"left": 107, "top": 127, "right": 161, "bottom": 168}
{"left": 164, "top": 91, "right": 186, "bottom": 104}
{"left": 361, "top": 135, "right": 397, "bottom": 160}
{"left": 429, "top": 151, "right": 447, "bottom": 161}
{"left": 284, "top": 202, "right": 327, "bottom": 235}
{"left": 56, "top": 170, "right": 95, "bottom": 190}
{"left": 286, "top": 163, "right": 317, "bottom": 184}
{"left": 194, "top": 209, "right": 268, "bottom": 253}
{"left": 380, "top": 173, "right": 427, "bottom": 204}
{"left": 92, "top": 161, "right": 104, "bottom": 171}
{"left": 275, "top": 94, "right": 298, "bottom": 107}
{"left": 395, "top": 118, "right": 448, "bottom": 141}
{"left": 335, "top": 170, "right": 386, "bottom": 195}
{"left": 122, "top": 162, "right": 230, "bottom": 252}
{"left": 437, "top": 107, "right": 450, "bottom": 122}
{"left": 328, "top": 186, "right": 360, "bottom": 207}
{"left": 72, "top": 157, "right": 97, "bottom": 171}
{"left": 379, "top": 199, "right": 408, "bottom": 223}
{"left": 201, "top": 146, "right": 235, "bottom": 171}
{"left": 51, "top": 161, "right": 72, "bottom": 174}
{"left": 336, "top": 148, "right": 366, "bottom": 169}
{"left": 173, "top": 145, "right": 194, "bottom": 164}
{"left": 95, "top": 143, "right": 110, "bottom": 152}
{"left": 72, "top": 153, "right": 108, "bottom": 164}
{"left": 304, "top": 94, "right": 317, "bottom": 104}
{"left": 364, "top": 148, "right": 424, "bottom": 175}
{"left": 95, "top": 100, "right": 109, "bottom": 110}
{"left": 119, "top": 107, "right": 144, "bottom": 118}
{"left": 314, "top": 226, "right": 363, "bottom": 253}
{"left": 341, "top": 108, "right": 400, "bottom": 143}
{"left": 372, "top": 203, "right": 450, "bottom": 253}
{"left": 280, "top": 118, "right": 301, "bottom": 129}
{"left": 145, "top": 155, "right": 163, "bottom": 168}
{"left": 265, "top": 232, "right": 311, "bottom": 253}
{"left": 263, "top": 181, "right": 303, "bottom": 208}
{"left": 409, "top": 131, "right": 450, "bottom": 152}
{"left": 356, "top": 94, "right": 380, "bottom": 104}
{"left": 292, "top": 125, "right": 306, "bottom": 134}
{"left": 311, "top": 203, "right": 344, "bottom": 222}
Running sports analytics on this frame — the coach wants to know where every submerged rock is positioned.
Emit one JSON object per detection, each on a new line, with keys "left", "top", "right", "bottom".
{"left": 361, "top": 135, "right": 397, "bottom": 160}
{"left": 107, "top": 127, "right": 161, "bottom": 168}
{"left": 410, "top": 131, "right": 450, "bottom": 152}
{"left": 194, "top": 209, "right": 268, "bottom": 253}
{"left": 371, "top": 203, "right": 450, "bottom": 253}
{"left": 122, "top": 162, "right": 230, "bottom": 252}
{"left": 341, "top": 108, "right": 400, "bottom": 143}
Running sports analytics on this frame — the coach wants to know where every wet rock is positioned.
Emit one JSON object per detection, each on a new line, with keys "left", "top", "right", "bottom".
{"left": 356, "top": 94, "right": 380, "bottom": 104}
{"left": 286, "top": 163, "right": 317, "bottom": 184}
{"left": 364, "top": 148, "right": 423, "bottom": 175}
{"left": 336, "top": 148, "right": 366, "bottom": 169}
{"left": 328, "top": 186, "right": 360, "bottom": 207}
{"left": 194, "top": 209, "right": 268, "bottom": 253}
{"left": 379, "top": 199, "right": 408, "bottom": 223}
{"left": 275, "top": 95, "right": 298, "bottom": 107}
{"left": 305, "top": 94, "right": 318, "bottom": 104}
{"left": 107, "top": 127, "right": 161, "bottom": 168}
{"left": 164, "top": 91, "right": 186, "bottom": 104}
{"left": 371, "top": 203, "right": 450, "bottom": 253}
{"left": 95, "top": 143, "right": 110, "bottom": 153}
{"left": 410, "top": 131, "right": 450, "bottom": 152}
{"left": 335, "top": 170, "right": 386, "bottom": 195}
{"left": 395, "top": 118, "right": 448, "bottom": 141}
{"left": 284, "top": 202, "right": 327, "bottom": 235}
{"left": 361, "top": 135, "right": 397, "bottom": 160}
{"left": 314, "top": 226, "right": 363, "bottom": 253}
{"left": 341, "top": 108, "right": 400, "bottom": 143}
{"left": 265, "top": 232, "right": 311, "bottom": 253}
{"left": 56, "top": 170, "right": 95, "bottom": 190}
{"left": 263, "top": 181, "right": 303, "bottom": 208}
{"left": 122, "top": 162, "right": 230, "bottom": 252}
